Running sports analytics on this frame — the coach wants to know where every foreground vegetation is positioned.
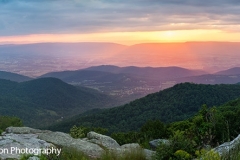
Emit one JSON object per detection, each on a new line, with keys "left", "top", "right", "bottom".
{"left": 0, "top": 116, "right": 23, "bottom": 134}
{"left": 2, "top": 100, "right": 240, "bottom": 159}
{"left": 68, "top": 97, "right": 240, "bottom": 159}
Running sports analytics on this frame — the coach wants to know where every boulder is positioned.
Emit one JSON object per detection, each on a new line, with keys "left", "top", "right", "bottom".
{"left": 144, "top": 149, "right": 156, "bottom": 160}
{"left": 37, "top": 131, "right": 105, "bottom": 158}
{"left": 0, "top": 133, "right": 53, "bottom": 160}
{"left": 149, "top": 139, "right": 170, "bottom": 150}
{"left": 28, "top": 156, "right": 40, "bottom": 160}
{"left": 87, "top": 131, "right": 120, "bottom": 149}
{"left": 1, "top": 127, "right": 156, "bottom": 160}
{"left": 214, "top": 134, "right": 240, "bottom": 156}
{"left": 121, "top": 143, "right": 141, "bottom": 150}
{"left": 6, "top": 127, "right": 50, "bottom": 134}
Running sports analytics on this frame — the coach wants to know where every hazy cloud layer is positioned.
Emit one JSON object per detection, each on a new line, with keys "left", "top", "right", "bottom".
{"left": 0, "top": 0, "right": 240, "bottom": 35}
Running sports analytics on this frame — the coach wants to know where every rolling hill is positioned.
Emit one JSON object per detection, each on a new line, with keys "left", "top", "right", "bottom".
{"left": 0, "top": 78, "right": 117, "bottom": 127}
{"left": 85, "top": 65, "right": 207, "bottom": 80}
{"left": 215, "top": 67, "right": 240, "bottom": 75}
{"left": 0, "top": 71, "right": 32, "bottom": 82}
{"left": 175, "top": 74, "right": 240, "bottom": 84}
{"left": 47, "top": 82, "right": 240, "bottom": 133}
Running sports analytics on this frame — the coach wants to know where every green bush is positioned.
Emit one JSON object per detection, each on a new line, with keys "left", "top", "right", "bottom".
{"left": 195, "top": 149, "right": 221, "bottom": 160}
{"left": 70, "top": 125, "right": 108, "bottom": 139}
{"left": 0, "top": 116, "right": 23, "bottom": 131}
{"left": 174, "top": 150, "right": 192, "bottom": 160}
{"left": 70, "top": 125, "right": 86, "bottom": 138}
{"left": 155, "top": 130, "right": 195, "bottom": 160}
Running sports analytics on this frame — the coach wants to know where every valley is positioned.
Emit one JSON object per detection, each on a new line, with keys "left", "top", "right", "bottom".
{"left": 1, "top": 42, "right": 240, "bottom": 77}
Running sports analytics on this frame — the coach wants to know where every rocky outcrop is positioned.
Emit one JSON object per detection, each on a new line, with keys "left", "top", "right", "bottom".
{"left": 214, "top": 134, "right": 240, "bottom": 156}
{"left": 0, "top": 132, "right": 53, "bottom": 159}
{"left": 87, "top": 131, "right": 120, "bottom": 149}
{"left": 149, "top": 139, "right": 170, "bottom": 150}
{"left": 0, "top": 127, "right": 156, "bottom": 160}
{"left": 37, "top": 131, "right": 105, "bottom": 158}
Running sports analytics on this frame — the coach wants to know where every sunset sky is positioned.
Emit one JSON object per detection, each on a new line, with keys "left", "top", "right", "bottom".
{"left": 1, "top": 0, "right": 240, "bottom": 45}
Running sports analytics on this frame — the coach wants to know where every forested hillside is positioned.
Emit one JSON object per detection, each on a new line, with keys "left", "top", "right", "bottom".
{"left": 0, "top": 78, "right": 116, "bottom": 127}
{"left": 48, "top": 83, "right": 240, "bottom": 132}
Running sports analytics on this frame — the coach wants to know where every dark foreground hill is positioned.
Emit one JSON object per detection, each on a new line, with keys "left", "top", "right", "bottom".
{"left": 0, "top": 71, "right": 32, "bottom": 82}
{"left": 0, "top": 78, "right": 116, "bottom": 127}
{"left": 48, "top": 83, "right": 240, "bottom": 132}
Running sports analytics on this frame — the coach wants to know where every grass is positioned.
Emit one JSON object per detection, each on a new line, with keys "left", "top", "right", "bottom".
{"left": 221, "top": 143, "right": 240, "bottom": 160}
{"left": 20, "top": 146, "right": 147, "bottom": 160}
{"left": 100, "top": 148, "right": 146, "bottom": 160}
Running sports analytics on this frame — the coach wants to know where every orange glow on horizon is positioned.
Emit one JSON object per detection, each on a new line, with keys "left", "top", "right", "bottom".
{"left": 1, "top": 29, "right": 240, "bottom": 45}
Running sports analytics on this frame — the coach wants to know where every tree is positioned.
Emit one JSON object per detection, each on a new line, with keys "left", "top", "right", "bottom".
{"left": 140, "top": 120, "right": 166, "bottom": 140}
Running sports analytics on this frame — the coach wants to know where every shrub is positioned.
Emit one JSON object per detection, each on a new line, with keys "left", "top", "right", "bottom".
{"left": 70, "top": 125, "right": 86, "bottom": 138}
{"left": 195, "top": 149, "right": 221, "bottom": 160}
{"left": 0, "top": 116, "right": 23, "bottom": 131}
{"left": 154, "top": 130, "right": 195, "bottom": 160}
{"left": 174, "top": 150, "right": 192, "bottom": 160}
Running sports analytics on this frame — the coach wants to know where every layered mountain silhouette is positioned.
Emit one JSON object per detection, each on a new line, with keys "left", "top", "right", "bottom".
{"left": 0, "top": 71, "right": 32, "bottom": 82}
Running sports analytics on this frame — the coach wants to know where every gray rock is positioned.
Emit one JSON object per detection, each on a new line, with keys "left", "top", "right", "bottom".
{"left": 214, "top": 134, "right": 240, "bottom": 156}
{"left": 1, "top": 127, "right": 156, "bottom": 160}
{"left": 28, "top": 156, "right": 40, "bottom": 160}
{"left": 87, "top": 131, "right": 120, "bottom": 149}
{"left": 6, "top": 127, "right": 50, "bottom": 134}
{"left": 149, "top": 139, "right": 170, "bottom": 150}
{"left": 144, "top": 149, "right": 156, "bottom": 160}
{"left": 121, "top": 143, "right": 141, "bottom": 150}
{"left": 37, "top": 131, "right": 73, "bottom": 146}
{"left": 38, "top": 131, "right": 105, "bottom": 158}
{"left": 0, "top": 133, "right": 53, "bottom": 160}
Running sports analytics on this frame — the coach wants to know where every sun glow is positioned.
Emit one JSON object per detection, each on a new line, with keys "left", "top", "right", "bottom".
{"left": 1, "top": 29, "right": 240, "bottom": 45}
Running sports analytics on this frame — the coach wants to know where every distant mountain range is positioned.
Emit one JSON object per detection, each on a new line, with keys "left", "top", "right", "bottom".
{"left": 85, "top": 65, "right": 207, "bottom": 80}
{"left": 47, "top": 82, "right": 240, "bottom": 133}
{"left": 40, "top": 65, "right": 208, "bottom": 103}
{"left": 0, "top": 71, "right": 32, "bottom": 82}
{"left": 215, "top": 67, "right": 240, "bottom": 75}
{"left": 0, "top": 78, "right": 117, "bottom": 127}
{"left": 41, "top": 65, "right": 207, "bottom": 83}
{"left": 2, "top": 66, "right": 240, "bottom": 132}
{"left": 2, "top": 66, "right": 240, "bottom": 104}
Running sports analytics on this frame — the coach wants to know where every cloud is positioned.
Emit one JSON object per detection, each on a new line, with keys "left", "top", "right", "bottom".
{"left": 0, "top": 0, "right": 240, "bottom": 36}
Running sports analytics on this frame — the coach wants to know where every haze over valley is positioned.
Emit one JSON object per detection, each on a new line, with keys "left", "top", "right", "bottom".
{"left": 1, "top": 42, "right": 240, "bottom": 77}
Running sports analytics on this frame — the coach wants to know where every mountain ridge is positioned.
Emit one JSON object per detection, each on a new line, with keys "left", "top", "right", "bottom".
{"left": 47, "top": 82, "right": 240, "bottom": 133}
{"left": 0, "top": 71, "right": 32, "bottom": 82}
